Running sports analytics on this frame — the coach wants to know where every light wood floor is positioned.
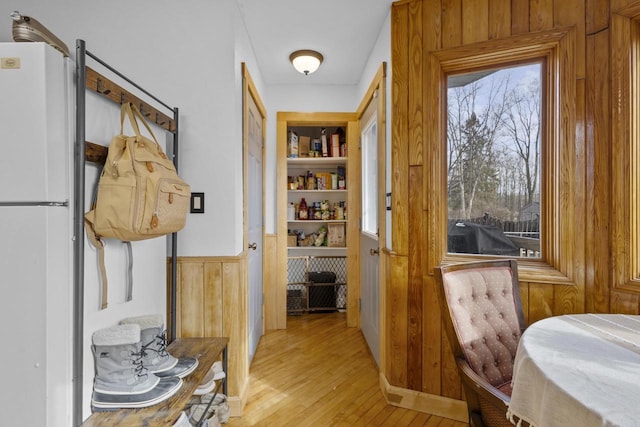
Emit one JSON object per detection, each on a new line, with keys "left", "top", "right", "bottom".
{"left": 227, "top": 311, "right": 468, "bottom": 427}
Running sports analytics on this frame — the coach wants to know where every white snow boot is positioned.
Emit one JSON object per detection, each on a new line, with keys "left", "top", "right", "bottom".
{"left": 119, "top": 314, "right": 178, "bottom": 374}
{"left": 91, "top": 323, "right": 159, "bottom": 395}
{"left": 120, "top": 314, "right": 198, "bottom": 378}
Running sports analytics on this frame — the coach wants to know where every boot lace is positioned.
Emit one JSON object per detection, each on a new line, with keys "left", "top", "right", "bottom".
{"left": 130, "top": 349, "right": 150, "bottom": 380}
{"left": 141, "top": 330, "right": 170, "bottom": 359}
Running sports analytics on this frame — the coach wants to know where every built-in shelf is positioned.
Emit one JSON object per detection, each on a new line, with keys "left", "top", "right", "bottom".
{"left": 288, "top": 219, "right": 347, "bottom": 224}
{"left": 288, "top": 189, "right": 347, "bottom": 193}
{"left": 287, "top": 157, "right": 347, "bottom": 167}
{"left": 288, "top": 246, "right": 347, "bottom": 251}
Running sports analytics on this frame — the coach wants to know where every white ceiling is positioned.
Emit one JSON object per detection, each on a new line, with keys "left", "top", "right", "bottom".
{"left": 235, "top": 0, "right": 394, "bottom": 86}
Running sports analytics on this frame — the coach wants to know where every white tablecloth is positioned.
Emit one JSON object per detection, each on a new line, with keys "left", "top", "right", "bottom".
{"left": 507, "top": 314, "right": 640, "bottom": 427}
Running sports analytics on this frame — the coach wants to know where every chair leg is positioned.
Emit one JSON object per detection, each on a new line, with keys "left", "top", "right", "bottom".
{"left": 470, "top": 412, "right": 485, "bottom": 427}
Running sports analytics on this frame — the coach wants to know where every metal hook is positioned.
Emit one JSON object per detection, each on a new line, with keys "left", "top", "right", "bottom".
{"left": 156, "top": 112, "right": 165, "bottom": 126}
{"left": 96, "top": 78, "right": 111, "bottom": 95}
{"left": 120, "top": 92, "right": 126, "bottom": 105}
{"left": 140, "top": 103, "right": 151, "bottom": 117}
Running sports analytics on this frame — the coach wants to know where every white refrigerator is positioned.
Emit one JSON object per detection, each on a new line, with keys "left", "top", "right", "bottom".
{"left": 0, "top": 42, "right": 74, "bottom": 427}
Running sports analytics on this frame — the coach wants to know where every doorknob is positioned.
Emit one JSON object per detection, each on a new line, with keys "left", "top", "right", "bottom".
{"left": 248, "top": 242, "right": 257, "bottom": 250}
{"left": 370, "top": 248, "right": 379, "bottom": 256}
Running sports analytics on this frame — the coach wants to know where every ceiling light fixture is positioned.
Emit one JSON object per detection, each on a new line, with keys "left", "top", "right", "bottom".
{"left": 289, "top": 50, "right": 323, "bottom": 75}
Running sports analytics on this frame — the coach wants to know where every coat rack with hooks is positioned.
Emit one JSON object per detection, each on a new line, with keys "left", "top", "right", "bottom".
{"left": 85, "top": 66, "right": 176, "bottom": 133}
{"left": 74, "top": 39, "right": 182, "bottom": 426}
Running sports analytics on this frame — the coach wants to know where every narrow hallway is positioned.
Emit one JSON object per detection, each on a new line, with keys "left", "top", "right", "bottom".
{"left": 227, "top": 312, "right": 468, "bottom": 426}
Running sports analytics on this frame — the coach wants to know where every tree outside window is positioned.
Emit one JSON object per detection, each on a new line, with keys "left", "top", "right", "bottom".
{"left": 446, "top": 63, "right": 542, "bottom": 258}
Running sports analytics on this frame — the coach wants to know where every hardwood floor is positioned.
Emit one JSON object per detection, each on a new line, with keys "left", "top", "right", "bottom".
{"left": 227, "top": 312, "right": 468, "bottom": 426}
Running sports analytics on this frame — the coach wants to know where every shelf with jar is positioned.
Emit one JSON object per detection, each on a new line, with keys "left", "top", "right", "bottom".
{"left": 287, "top": 126, "right": 347, "bottom": 160}
{"left": 287, "top": 198, "right": 347, "bottom": 249}
{"left": 287, "top": 167, "right": 347, "bottom": 192}
{"left": 287, "top": 222, "right": 346, "bottom": 249}
{"left": 287, "top": 198, "right": 347, "bottom": 222}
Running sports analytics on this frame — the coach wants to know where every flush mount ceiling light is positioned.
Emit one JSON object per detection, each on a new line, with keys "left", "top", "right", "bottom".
{"left": 289, "top": 50, "right": 323, "bottom": 75}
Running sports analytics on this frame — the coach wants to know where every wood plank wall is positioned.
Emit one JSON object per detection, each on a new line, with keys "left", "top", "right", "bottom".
{"left": 389, "top": 0, "right": 639, "bottom": 404}
{"left": 168, "top": 256, "right": 249, "bottom": 413}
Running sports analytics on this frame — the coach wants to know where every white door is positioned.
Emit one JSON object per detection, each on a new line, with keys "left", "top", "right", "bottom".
{"left": 360, "top": 111, "right": 380, "bottom": 366}
{"left": 247, "top": 92, "right": 264, "bottom": 362}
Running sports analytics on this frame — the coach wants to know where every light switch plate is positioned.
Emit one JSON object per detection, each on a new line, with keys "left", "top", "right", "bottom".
{"left": 190, "top": 192, "right": 204, "bottom": 213}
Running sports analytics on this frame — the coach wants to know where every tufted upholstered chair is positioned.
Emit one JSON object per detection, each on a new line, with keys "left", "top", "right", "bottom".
{"left": 434, "top": 259, "right": 526, "bottom": 427}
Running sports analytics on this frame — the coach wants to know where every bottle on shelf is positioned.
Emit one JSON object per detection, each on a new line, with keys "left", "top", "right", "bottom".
{"left": 287, "top": 203, "right": 295, "bottom": 221}
{"left": 298, "top": 197, "right": 308, "bottom": 220}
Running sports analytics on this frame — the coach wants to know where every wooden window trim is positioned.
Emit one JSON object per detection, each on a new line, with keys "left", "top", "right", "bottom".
{"left": 425, "top": 27, "right": 576, "bottom": 285}
{"left": 612, "top": 4, "right": 640, "bottom": 293}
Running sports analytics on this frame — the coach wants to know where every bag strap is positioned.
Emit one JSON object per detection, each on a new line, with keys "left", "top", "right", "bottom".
{"left": 124, "top": 241, "right": 133, "bottom": 302}
{"left": 85, "top": 164, "right": 135, "bottom": 309}
{"left": 121, "top": 102, "right": 162, "bottom": 150}
{"left": 85, "top": 167, "right": 109, "bottom": 309}
{"left": 85, "top": 218, "right": 108, "bottom": 310}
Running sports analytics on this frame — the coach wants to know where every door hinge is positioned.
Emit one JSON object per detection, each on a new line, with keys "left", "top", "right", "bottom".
{"left": 386, "top": 192, "right": 392, "bottom": 211}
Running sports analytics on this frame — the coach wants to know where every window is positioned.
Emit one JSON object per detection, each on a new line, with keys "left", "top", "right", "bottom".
{"left": 362, "top": 113, "right": 378, "bottom": 236}
{"left": 446, "top": 64, "right": 542, "bottom": 258}
{"left": 425, "top": 27, "right": 575, "bottom": 284}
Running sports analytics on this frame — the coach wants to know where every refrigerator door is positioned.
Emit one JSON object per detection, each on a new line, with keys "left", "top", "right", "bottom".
{"left": 0, "top": 205, "right": 72, "bottom": 427}
{"left": 0, "top": 42, "right": 69, "bottom": 202}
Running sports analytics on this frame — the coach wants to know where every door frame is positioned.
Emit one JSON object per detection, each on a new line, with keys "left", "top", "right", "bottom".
{"left": 242, "top": 63, "right": 267, "bottom": 339}
{"left": 275, "top": 112, "right": 360, "bottom": 329}
{"left": 355, "top": 63, "right": 387, "bottom": 370}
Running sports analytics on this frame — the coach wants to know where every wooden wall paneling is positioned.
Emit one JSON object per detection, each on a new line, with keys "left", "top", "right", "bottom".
{"left": 388, "top": 254, "right": 409, "bottom": 387}
{"left": 424, "top": 52, "right": 446, "bottom": 274}
{"left": 222, "top": 260, "right": 245, "bottom": 397}
{"left": 442, "top": 0, "right": 463, "bottom": 48}
{"left": 527, "top": 283, "right": 555, "bottom": 322}
{"left": 204, "top": 262, "right": 224, "bottom": 337}
{"left": 423, "top": 273, "right": 444, "bottom": 395}
{"left": 419, "top": 0, "right": 446, "bottom": 395}
{"left": 439, "top": 319, "right": 461, "bottom": 399}
{"left": 511, "top": 0, "right": 531, "bottom": 34}
{"left": 423, "top": 0, "right": 442, "bottom": 49}
{"left": 489, "top": 0, "right": 512, "bottom": 39}
{"left": 570, "top": 77, "right": 587, "bottom": 313}
{"left": 263, "top": 234, "right": 278, "bottom": 330}
{"left": 407, "top": 0, "right": 424, "bottom": 391}
{"left": 612, "top": 0, "right": 635, "bottom": 12}
{"left": 530, "top": 0, "right": 554, "bottom": 31}
{"left": 519, "top": 281, "right": 530, "bottom": 325}
{"left": 407, "top": 165, "right": 424, "bottom": 391}
{"left": 586, "top": 0, "right": 609, "bottom": 34}
{"left": 552, "top": 282, "right": 581, "bottom": 314}
{"left": 554, "top": 0, "right": 586, "bottom": 78}
{"left": 173, "top": 257, "right": 248, "bottom": 410}
{"left": 585, "top": 30, "right": 611, "bottom": 313}
{"left": 409, "top": 0, "right": 424, "bottom": 166}
{"left": 611, "top": 290, "right": 640, "bottom": 313}
{"left": 462, "top": 0, "right": 490, "bottom": 44}
{"left": 392, "top": 2, "right": 410, "bottom": 256}
{"left": 610, "top": 12, "right": 633, "bottom": 293}
{"left": 179, "top": 261, "right": 205, "bottom": 337}
{"left": 555, "top": 26, "right": 577, "bottom": 282}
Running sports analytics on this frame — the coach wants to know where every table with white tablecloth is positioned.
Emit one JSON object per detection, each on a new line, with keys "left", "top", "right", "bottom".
{"left": 507, "top": 313, "right": 640, "bottom": 427}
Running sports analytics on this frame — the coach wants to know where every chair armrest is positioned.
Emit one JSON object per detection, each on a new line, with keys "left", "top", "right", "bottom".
{"left": 456, "top": 358, "right": 510, "bottom": 407}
